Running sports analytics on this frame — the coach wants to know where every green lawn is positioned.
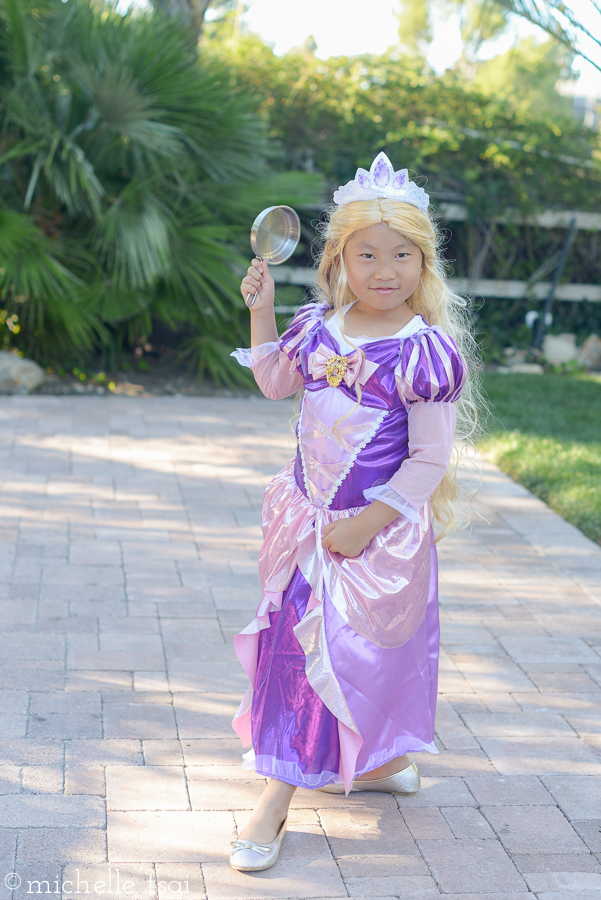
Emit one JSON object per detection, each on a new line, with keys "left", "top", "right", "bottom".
{"left": 480, "top": 372, "right": 601, "bottom": 546}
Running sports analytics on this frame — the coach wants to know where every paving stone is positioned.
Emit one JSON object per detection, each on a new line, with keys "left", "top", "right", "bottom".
{"left": 435, "top": 895, "right": 530, "bottom": 900}
{"left": 188, "top": 773, "right": 266, "bottom": 811}
{"left": 543, "top": 775, "right": 601, "bottom": 820}
{"left": 0, "top": 691, "right": 28, "bottom": 714}
{"left": 172, "top": 694, "right": 240, "bottom": 739}
{"left": 64, "top": 767, "right": 105, "bottom": 795}
{"left": 155, "top": 864, "right": 205, "bottom": 900}
{"left": 68, "top": 649, "right": 166, "bottom": 671}
{"left": 103, "top": 703, "right": 177, "bottom": 739}
{"left": 21, "top": 766, "right": 63, "bottom": 793}
{"left": 526, "top": 872, "right": 601, "bottom": 891}
{"left": 107, "top": 811, "right": 236, "bottom": 863}
{"left": 417, "top": 748, "right": 497, "bottom": 776}
{"left": 12, "top": 864, "right": 62, "bottom": 900}
{"left": 498, "top": 636, "right": 601, "bottom": 664}
{"left": 335, "top": 854, "right": 429, "bottom": 878}
{"left": 343, "top": 874, "right": 439, "bottom": 896}
{"left": 462, "top": 711, "right": 576, "bottom": 736}
{"left": 318, "top": 807, "right": 419, "bottom": 858}
{"left": 134, "top": 672, "right": 170, "bottom": 692}
{"left": 65, "top": 740, "right": 143, "bottom": 766}
{"left": 477, "top": 736, "right": 601, "bottom": 775}
{"left": 0, "top": 829, "right": 17, "bottom": 860}
{"left": 0, "top": 660, "right": 64, "bottom": 690}
{"left": 0, "top": 795, "right": 104, "bottom": 828}
{"left": 418, "top": 838, "right": 526, "bottom": 893}
{"left": 27, "top": 712, "right": 102, "bottom": 739}
{"left": 61, "top": 864, "right": 153, "bottom": 899}
{"left": 571, "top": 821, "right": 601, "bottom": 852}
{"left": 16, "top": 828, "right": 106, "bottom": 864}
{"left": 143, "top": 741, "right": 184, "bottom": 766}
{"left": 482, "top": 805, "right": 588, "bottom": 854}
{"left": 205, "top": 857, "right": 347, "bottom": 900}
{"left": 528, "top": 672, "right": 601, "bottom": 693}
{"left": 465, "top": 774, "right": 555, "bottom": 805}
{"left": 0, "top": 740, "right": 62, "bottom": 766}
{"left": 65, "top": 671, "right": 133, "bottom": 692}
{"left": 512, "top": 853, "right": 601, "bottom": 873}
{"left": 442, "top": 806, "right": 497, "bottom": 839}
{"left": 181, "top": 740, "right": 249, "bottom": 768}
{"left": 535, "top": 892, "right": 601, "bottom": 899}
{"left": 168, "top": 661, "right": 247, "bottom": 693}
{"left": 394, "top": 775, "right": 476, "bottom": 808}
{"left": 106, "top": 766, "right": 189, "bottom": 811}
{"left": 291, "top": 786, "right": 397, "bottom": 810}
{"left": 401, "top": 807, "right": 454, "bottom": 840}
{"left": 0, "top": 767, "right": 21, "bottom": 794}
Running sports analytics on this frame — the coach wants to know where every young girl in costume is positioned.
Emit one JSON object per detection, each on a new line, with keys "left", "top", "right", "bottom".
{"left": 229, "top": 152, "right": 481, "bottom": 872}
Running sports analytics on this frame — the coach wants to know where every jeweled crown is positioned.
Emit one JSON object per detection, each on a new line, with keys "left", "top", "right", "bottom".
{"left": 333, "top": 152, "right": 429, "bottom": 212}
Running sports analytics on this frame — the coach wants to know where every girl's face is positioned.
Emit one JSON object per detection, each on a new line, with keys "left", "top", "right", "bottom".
{"left": 342, "top": 223, "right": 423, "bottom": 314}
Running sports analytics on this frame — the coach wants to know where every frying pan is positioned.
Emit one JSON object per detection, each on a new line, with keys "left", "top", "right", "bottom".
{"left": 245, "top": 205, "right": 301, "bottom": 307}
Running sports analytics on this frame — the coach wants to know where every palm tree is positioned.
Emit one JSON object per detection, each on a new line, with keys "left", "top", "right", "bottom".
{"left": 494, "top": 0, "right": 601, "bottom": 73}
{"left": 0, "top": 0, "right": 320, "bottom": 382}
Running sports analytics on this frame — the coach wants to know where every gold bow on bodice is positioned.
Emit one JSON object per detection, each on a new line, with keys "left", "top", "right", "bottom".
{"left": 308, "top": 344, "right": 379, "bottom": 389}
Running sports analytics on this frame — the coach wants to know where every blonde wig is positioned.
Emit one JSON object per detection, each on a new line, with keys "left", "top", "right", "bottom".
{"left": 312, "top": 198, "right": 486, "bottom": 540}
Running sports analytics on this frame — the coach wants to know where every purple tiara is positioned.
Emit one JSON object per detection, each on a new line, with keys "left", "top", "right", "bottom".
{"left": 333, "top": 152, "right": 429, "bottom": 212}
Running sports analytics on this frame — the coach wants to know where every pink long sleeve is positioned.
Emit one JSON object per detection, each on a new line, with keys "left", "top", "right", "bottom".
{"left": 231, "top": 343, "right": 303, "bottom": 400}
{"left": 231, "top": 303, "right": 326, "bottom": 401}
{"left": 387, "top": 402, "right": 457, "bottom": 511}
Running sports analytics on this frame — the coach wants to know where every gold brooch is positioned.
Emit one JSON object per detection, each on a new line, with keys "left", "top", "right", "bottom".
{"left": 325, "top": 354, "right": 348, "bottom": 388}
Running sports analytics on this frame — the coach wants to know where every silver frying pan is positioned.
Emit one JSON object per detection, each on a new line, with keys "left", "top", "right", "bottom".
{"left": 245, "top": 205, "right": 301, "bottom": 307}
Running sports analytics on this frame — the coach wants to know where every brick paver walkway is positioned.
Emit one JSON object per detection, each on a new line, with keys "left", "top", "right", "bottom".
{"left": 0, "top": 394, "right": 600, "bottom": 900}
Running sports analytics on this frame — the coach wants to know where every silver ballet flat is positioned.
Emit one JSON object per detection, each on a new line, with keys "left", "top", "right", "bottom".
{"left": 230, "top": 817, "right": 287, "bottom": 872}
{"left": 318, "top": 761, "right": 420, "bottom": 795}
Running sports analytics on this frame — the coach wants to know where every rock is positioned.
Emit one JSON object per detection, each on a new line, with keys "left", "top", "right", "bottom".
{"left": 0, "top": 351, "right": 45, "bottom": 394}
{"left": 542, "top": 333, "right": 578, "bottom": 365}
{"left": 507, "top": 363, "right": 544, "bottom": 375}
{"left": 577, "top": 334, "right": 601, "bottom": 371}
{"left": 503, "top": 347, "right": 527, "bottom": 364}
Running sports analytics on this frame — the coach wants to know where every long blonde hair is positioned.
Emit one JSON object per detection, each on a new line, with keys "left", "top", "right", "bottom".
{"left": 312, "top": 198, "right": 486, "bottom": 540}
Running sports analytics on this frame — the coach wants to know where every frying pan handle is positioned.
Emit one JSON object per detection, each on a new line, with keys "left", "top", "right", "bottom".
{"left": 245, "top": 256, "right": 262, "bottom": 308}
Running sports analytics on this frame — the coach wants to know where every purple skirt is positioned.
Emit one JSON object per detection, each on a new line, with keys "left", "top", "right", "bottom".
{"left": 246, "top": 544, "right": 440, "bottom": 789}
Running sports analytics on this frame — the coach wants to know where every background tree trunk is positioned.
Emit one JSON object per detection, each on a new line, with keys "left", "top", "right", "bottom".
{"left": 151, "top": 0, "right": 211, "bottom": 44}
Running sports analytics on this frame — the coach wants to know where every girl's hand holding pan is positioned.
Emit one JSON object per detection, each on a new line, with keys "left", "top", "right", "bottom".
{"left": 240, "top": 259, "right": 275, "bottom": 311}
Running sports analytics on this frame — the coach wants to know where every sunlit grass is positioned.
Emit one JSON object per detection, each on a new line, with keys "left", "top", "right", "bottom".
{"left": 480, "top": 372, "right": 601, "bottom": 545}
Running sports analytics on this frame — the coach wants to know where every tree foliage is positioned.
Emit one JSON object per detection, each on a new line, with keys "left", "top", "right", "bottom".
{"left": 206, "top": 26, "right": 601, "bottom": 220}
{"left": 0, "top": 0, "right": 321, "bottom": 381}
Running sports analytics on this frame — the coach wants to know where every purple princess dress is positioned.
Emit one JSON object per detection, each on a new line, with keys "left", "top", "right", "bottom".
{"left": 231, "top": 302, "right": 467, "bottom": 792}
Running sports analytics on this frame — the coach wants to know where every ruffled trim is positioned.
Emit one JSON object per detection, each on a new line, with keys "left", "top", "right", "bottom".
{"left": 230, "top": 342, "right": 279, "bottom": 369}
{"left": 396, "top": 326, "right": 467, "bottom": 405}
{"left": 363, "top": 484, "right": 421, "bottom": 523}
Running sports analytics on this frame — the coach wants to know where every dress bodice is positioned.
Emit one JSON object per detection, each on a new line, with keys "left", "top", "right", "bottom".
{"left": 279, "top": 304, "right": 465, "bottom": 510}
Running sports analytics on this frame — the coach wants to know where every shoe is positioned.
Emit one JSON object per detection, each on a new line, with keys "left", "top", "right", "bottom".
{"left": 229, "top": 817, "right": 288, "bottom": 872}
{"left": 318, "top": 761, "right": 420, "bottom": 795}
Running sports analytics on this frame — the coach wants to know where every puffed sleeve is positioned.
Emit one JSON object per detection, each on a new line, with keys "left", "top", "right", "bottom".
{"left": 395, "top": 326, "right": 467, "bottom": 405}
{"left": 230, "top": 304, "right": 325, "bottom": 401}
{"left": 365, "top": 328, "right": 467, "bottom": 517}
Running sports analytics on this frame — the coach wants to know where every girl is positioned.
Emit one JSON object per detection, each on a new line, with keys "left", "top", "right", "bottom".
{"left": 229, "top": 152, "right": 481, "bottom": 872}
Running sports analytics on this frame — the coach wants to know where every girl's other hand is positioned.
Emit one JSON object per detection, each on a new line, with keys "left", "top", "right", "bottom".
{"left": 321, "top": 517, "right": 371, "bottom": 558}
{"left": 321, "top": 501, "right": 399, "bottom": 558}
{"left": 240, "top": 258, "right": 275, "bottom": 311}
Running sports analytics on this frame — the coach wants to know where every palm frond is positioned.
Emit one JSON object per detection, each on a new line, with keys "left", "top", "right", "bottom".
{"left": 494, "top": 0, "right": 601, "bottom": 71}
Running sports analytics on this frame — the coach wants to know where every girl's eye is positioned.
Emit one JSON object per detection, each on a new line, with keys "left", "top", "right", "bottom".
{"left": 360, "top": 253, "right": 375, "bottom": 259}
{"left": 396, "top": 253, "right": 409, "bottom": 259}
